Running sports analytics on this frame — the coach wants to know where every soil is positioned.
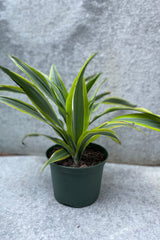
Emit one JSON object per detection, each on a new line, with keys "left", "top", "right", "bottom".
{"left": 47, "top": 144, "right": 106, "bottom": 168}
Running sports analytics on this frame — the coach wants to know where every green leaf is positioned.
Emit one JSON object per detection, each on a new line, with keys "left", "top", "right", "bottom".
{"left": 98, "top": 120, "right": 146, "bottom": 135}
{"left": 66, "top": 53, "right": 97, "bottom": 141}
{"left": 41, "top": 148, "right": 70, "bottom": 174}
{"left": 72, "top": 77, "right": 89, "bottom": 143}
{"left": 85, "top": 74, "right": 98, "bottom": 82}
{"left": 0, "top": 85, "right": 24, "bottom": 94}
{"left": 50, "top": 124, "right": 76, "bottom": 152}
{"left": 112, "top": 113, "right": 160, "bottom": 131}
{"left": 58, "top": 108, "right": 66, "bottom": 123}
{"left": 89, "top": 77, "right": 108, "bottom": 102}
{"left": 0, "top": 96, "right": 46, "bottom": 122}
{"left": 90, "top": 106, "right": 136, "bottom": 124}
{"left": 22, "top": 133, "right": 74, "bottom": 156}
{"left": 0, "top": 66, "right": 61, "bottom": 126}
{"left": 90, "top": 106, "right": 155, "bottom": 124}
{"left": 94, "top": 92, "right": 111, "bottom": 101}
{"left": 101, "top": 97, "right": 136, "bottom": 107}
{"left": 86, "top": 73, "right": 102, "bottom": 93}
{"left": 75, "top": 128, "right": 120, "bottom": 162}
{"left": 49, "top": 65, "right": 69, "bottom": 114}
{"left": 10, "top": 57, "right": 66, "bottom": 119}
{"left": 9, "top": 56, "right": 55, "bottom": 101}
{"left": 89, "top": 97, "right": 136, "bottom": 120}
{"left": 37, "top": 69, "right": 67, "bottom": 113}
{"left": 89, "top": 102, "right": 101, "bottom": 116}
{"left": 50, "top": 81, "right": 66, "bottom": 107}
{"left": 89, "top": 78, "right": 108, "bottom": 117}
{"left": 49, "top": 64, "right": 68, "bottom": 98}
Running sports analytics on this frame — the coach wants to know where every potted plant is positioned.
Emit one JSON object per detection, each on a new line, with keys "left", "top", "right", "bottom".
{"left": 0, "top": 53, "right": 160, "bottom": 207}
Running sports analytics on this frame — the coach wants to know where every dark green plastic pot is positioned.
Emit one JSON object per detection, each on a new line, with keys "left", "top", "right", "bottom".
{"left": 46, "top": 143, "right": 108, "bottom": 208}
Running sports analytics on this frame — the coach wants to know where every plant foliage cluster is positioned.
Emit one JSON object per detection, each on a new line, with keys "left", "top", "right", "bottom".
{"left": 0, "top": 53, "right": 160, "bottom": 172}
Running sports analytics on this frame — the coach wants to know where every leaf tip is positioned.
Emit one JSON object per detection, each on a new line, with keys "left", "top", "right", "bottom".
{"left": 21, "top": 136, "right": 26, "bottom": 145}
{"left": 8, "top": 54, "right": 15, "bottom": 62}
{"left": 7, "top": 53, "right": 12, "bottom": 58}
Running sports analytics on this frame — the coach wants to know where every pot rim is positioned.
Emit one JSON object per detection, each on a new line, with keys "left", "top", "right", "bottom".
{"left": 47, "top": 143, "right": 108, "bottom": 171}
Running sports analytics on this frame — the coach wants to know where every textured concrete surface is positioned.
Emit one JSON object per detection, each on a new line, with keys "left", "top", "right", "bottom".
{"left": 0, "top": 0, "right": 160, "bottom": 164}
{"left": 0, "top": 156, "right": 160, "bottom": 240}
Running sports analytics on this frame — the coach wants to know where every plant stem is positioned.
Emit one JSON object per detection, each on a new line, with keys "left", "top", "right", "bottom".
{"left": 73, "top": 157, "right": 79, "bottom": 165}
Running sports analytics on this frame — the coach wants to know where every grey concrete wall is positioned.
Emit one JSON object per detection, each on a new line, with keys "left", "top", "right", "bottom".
{"left": 0, "top": 0, "right": 160, "bottom": 165}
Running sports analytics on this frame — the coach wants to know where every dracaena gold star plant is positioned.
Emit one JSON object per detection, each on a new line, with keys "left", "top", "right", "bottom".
{"left": 0, "top": 53, "right": 160, "bottom": 172}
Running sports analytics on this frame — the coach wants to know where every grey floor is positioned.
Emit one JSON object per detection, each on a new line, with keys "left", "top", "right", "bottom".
{"left": 0, "top": 156, "right": 160, "bottom": 240}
